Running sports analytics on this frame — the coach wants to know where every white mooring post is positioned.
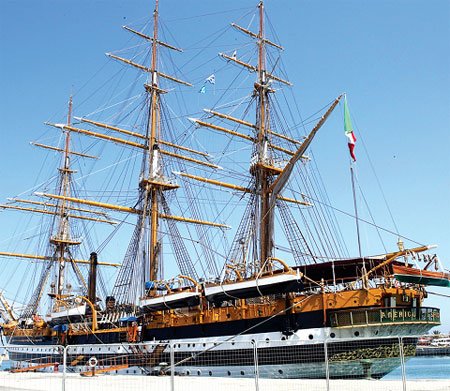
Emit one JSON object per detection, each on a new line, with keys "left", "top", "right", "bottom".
{"left": 253, "top": 341, "right": 259, "bottom": 391}
{"left": 324, "top": 339, "right": 330, "bottom": 391}
{"left": 399, "top": 337, "right": 407, "bottom": 391}
{"left": 170, "top": 342, "right": 175, "bottom": 391}
{"left": 62, "top": 345, "right": 67, "bottom": 391}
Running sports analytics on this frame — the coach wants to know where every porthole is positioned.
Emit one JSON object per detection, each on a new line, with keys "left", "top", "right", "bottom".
{"left": 354, "top": 331, "right": 360, "bottom": 337}
{"left": 186, "top": 370, "right": 191, "bottom": 376}
{"left": 203, "top": 343, "right": 206, "bottom": 347}
{"left": 330, "top": 333, "right": 336, "bottom": 338}
{"left": 209, "top": 371, "right": 212, "bottom": 376}
{"left": 126, "top": 370, "right": 129, "bottom": 374}
{"left": 240, "top": 370, "right": 245, "bottom": 376}
{"left": 187, "top": 343, "right": 190, "bottom": 347}
{"left": 231, "top": 342, "right": 235, "bottom": 345}
{"left": 278, "top": 369, "right": 283, "bottom": 375}
{"left": 281, "top": 336, "right": 286, "bottom": 341}
{"left": 374, "top": 330, "right": 379, "bottom": 335}
{"left": 265, "top": 338, "right": 270, "bottom": 343}
{"left": 308, "top": 334, "right": 313, "bottom": 340}
{"left": 197, "top": 370, "right": 201, "bottom": 376}
{"left": 227, "top": 371, "right": 231, "bottom": 376}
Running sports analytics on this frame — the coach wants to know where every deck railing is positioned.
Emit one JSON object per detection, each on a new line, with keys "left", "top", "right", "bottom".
{"left": 329, "top": 306, "right": 440, "bottom": 327}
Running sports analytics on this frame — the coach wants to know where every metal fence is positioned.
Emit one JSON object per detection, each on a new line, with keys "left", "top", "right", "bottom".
{"left": 0, "top": 337, "right": 445, "bottom": 391}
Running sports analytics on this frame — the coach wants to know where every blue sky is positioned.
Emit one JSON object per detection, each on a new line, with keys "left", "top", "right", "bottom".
{"left": 0, "top": 1, "right": 449, "bottom": 330}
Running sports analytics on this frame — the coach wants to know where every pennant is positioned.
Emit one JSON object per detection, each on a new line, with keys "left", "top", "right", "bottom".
{"left": 344, "top": 96, "right": 356, "bottom": 161}
{"left": 199, "top": 85, "right": 206, "bottom": 94}
{"left": 205, "top": 74, "right": 215, "bottom": 85}
{"left": 231, "top": 50, "right": 237, "bottom": 59}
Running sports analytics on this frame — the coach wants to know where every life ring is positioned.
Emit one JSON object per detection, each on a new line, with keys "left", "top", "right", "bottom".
{"left": 88, "top": 356, "right": 98, "bottom": 368}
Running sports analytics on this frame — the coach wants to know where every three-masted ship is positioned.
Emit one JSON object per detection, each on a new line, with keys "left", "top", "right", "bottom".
{"left": 0, "top": 0, "right": 446, "bottom": 379}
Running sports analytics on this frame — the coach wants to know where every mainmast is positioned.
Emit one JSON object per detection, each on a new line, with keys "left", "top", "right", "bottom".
{"left": 148, "top": 0, "right": 161, "bottom": 282}
{"left": 140, "top": 0, "right": 181, "bottom": 284}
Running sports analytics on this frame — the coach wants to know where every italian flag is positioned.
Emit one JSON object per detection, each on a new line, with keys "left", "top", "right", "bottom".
{"left": 344, "top": 96, "right": 356, "bottom": 161}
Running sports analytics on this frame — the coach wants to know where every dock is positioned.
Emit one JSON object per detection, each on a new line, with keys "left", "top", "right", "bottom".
{"left": 0, "top": 373, "right": 449, "bottom": 391}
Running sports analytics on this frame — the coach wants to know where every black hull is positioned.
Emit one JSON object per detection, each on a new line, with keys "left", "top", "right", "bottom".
{"left": 6, "top": 309, "right": 323, "bottom": 346}
{"left": 142, "top": 309, "right": 323, "bottom": 341}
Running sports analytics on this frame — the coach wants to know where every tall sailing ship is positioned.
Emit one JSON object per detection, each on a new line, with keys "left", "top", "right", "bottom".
{"left": 0, "top": 0, "right": 446, "bottom": 379}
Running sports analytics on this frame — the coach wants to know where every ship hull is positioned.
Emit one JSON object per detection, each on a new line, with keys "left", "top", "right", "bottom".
{"left": 4, "top": 358, "right": 409, "bottom": 380}
{"left": 5, "top": 322, "right": 426, "bottom": 379}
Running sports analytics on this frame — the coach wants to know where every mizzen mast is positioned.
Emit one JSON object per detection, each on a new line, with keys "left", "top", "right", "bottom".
{"left": 200, "top": 1, "right": 342, "bottom": 279}
{"left": 254, "top": 0, "right": 273, "bottom": 273}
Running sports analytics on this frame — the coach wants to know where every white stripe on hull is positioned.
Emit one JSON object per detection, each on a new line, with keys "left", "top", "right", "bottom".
{"left": 6, "top": 322, "right": 429, "bottom": 379}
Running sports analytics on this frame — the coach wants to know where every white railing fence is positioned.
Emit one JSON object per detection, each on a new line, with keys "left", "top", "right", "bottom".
{"left": 0, "top": 337, "right": 442, "bottom": 391}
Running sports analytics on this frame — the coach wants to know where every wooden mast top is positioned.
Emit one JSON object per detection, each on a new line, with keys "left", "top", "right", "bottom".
{"left": 258, "top": 0, "right": 265, "bottom": 89}
{"left": 257, "top": 0, "right": 266, "bottom": 144}
{"left": 150, "top": 0, "right": 159, "bottom": 146}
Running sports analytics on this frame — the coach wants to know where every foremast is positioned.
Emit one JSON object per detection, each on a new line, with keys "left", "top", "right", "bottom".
{"left": 51, "top": 96, "right": 79, "bottom": 302}
{"left": 0, "top": 94, "right": 119, "bottom": 320}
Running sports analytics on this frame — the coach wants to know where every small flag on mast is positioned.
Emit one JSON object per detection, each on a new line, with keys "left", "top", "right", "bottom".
{"left": 344, "top": 96, "right": 357, "bottom": 161}
{"left": 199, "top": 85, "right": 206, "bottom": 94}
{"left": 205, "top": 74, "right": 216, "bottom": 85}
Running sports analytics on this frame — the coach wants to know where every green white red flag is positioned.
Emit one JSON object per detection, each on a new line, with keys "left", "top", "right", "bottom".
{"left": 344, "top": 96, "right": 356, "bottom": 161}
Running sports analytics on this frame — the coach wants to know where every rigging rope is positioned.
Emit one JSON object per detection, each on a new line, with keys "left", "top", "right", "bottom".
{"left": 298, "top": 191, "right": 425, "bottom": 247}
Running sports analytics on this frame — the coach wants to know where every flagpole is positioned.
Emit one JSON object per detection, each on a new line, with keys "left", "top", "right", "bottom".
{"left": 343, "top": 94, "right": 366, "bottom": 286}
{"left": 350, "top": 162, "right": 367, "bottom": 287}
{"left": 350, "top": 163, "right": 361, "bottom": 256}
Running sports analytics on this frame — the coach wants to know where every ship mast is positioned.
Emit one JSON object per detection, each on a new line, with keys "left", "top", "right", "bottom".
{"left": 52, "top": 95, "right": 79, "bottom": 300}
{"left": 148, "top": 0, "right": 160, "bottom": 282}
{"left": 255, "top": 1, "right": 272, "bottom": 272}
{"left": 187, "top": 1, "right": 344, "bottom": 280}
{"left": 0, "top": 95, "right": 121, "bottom": 317}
